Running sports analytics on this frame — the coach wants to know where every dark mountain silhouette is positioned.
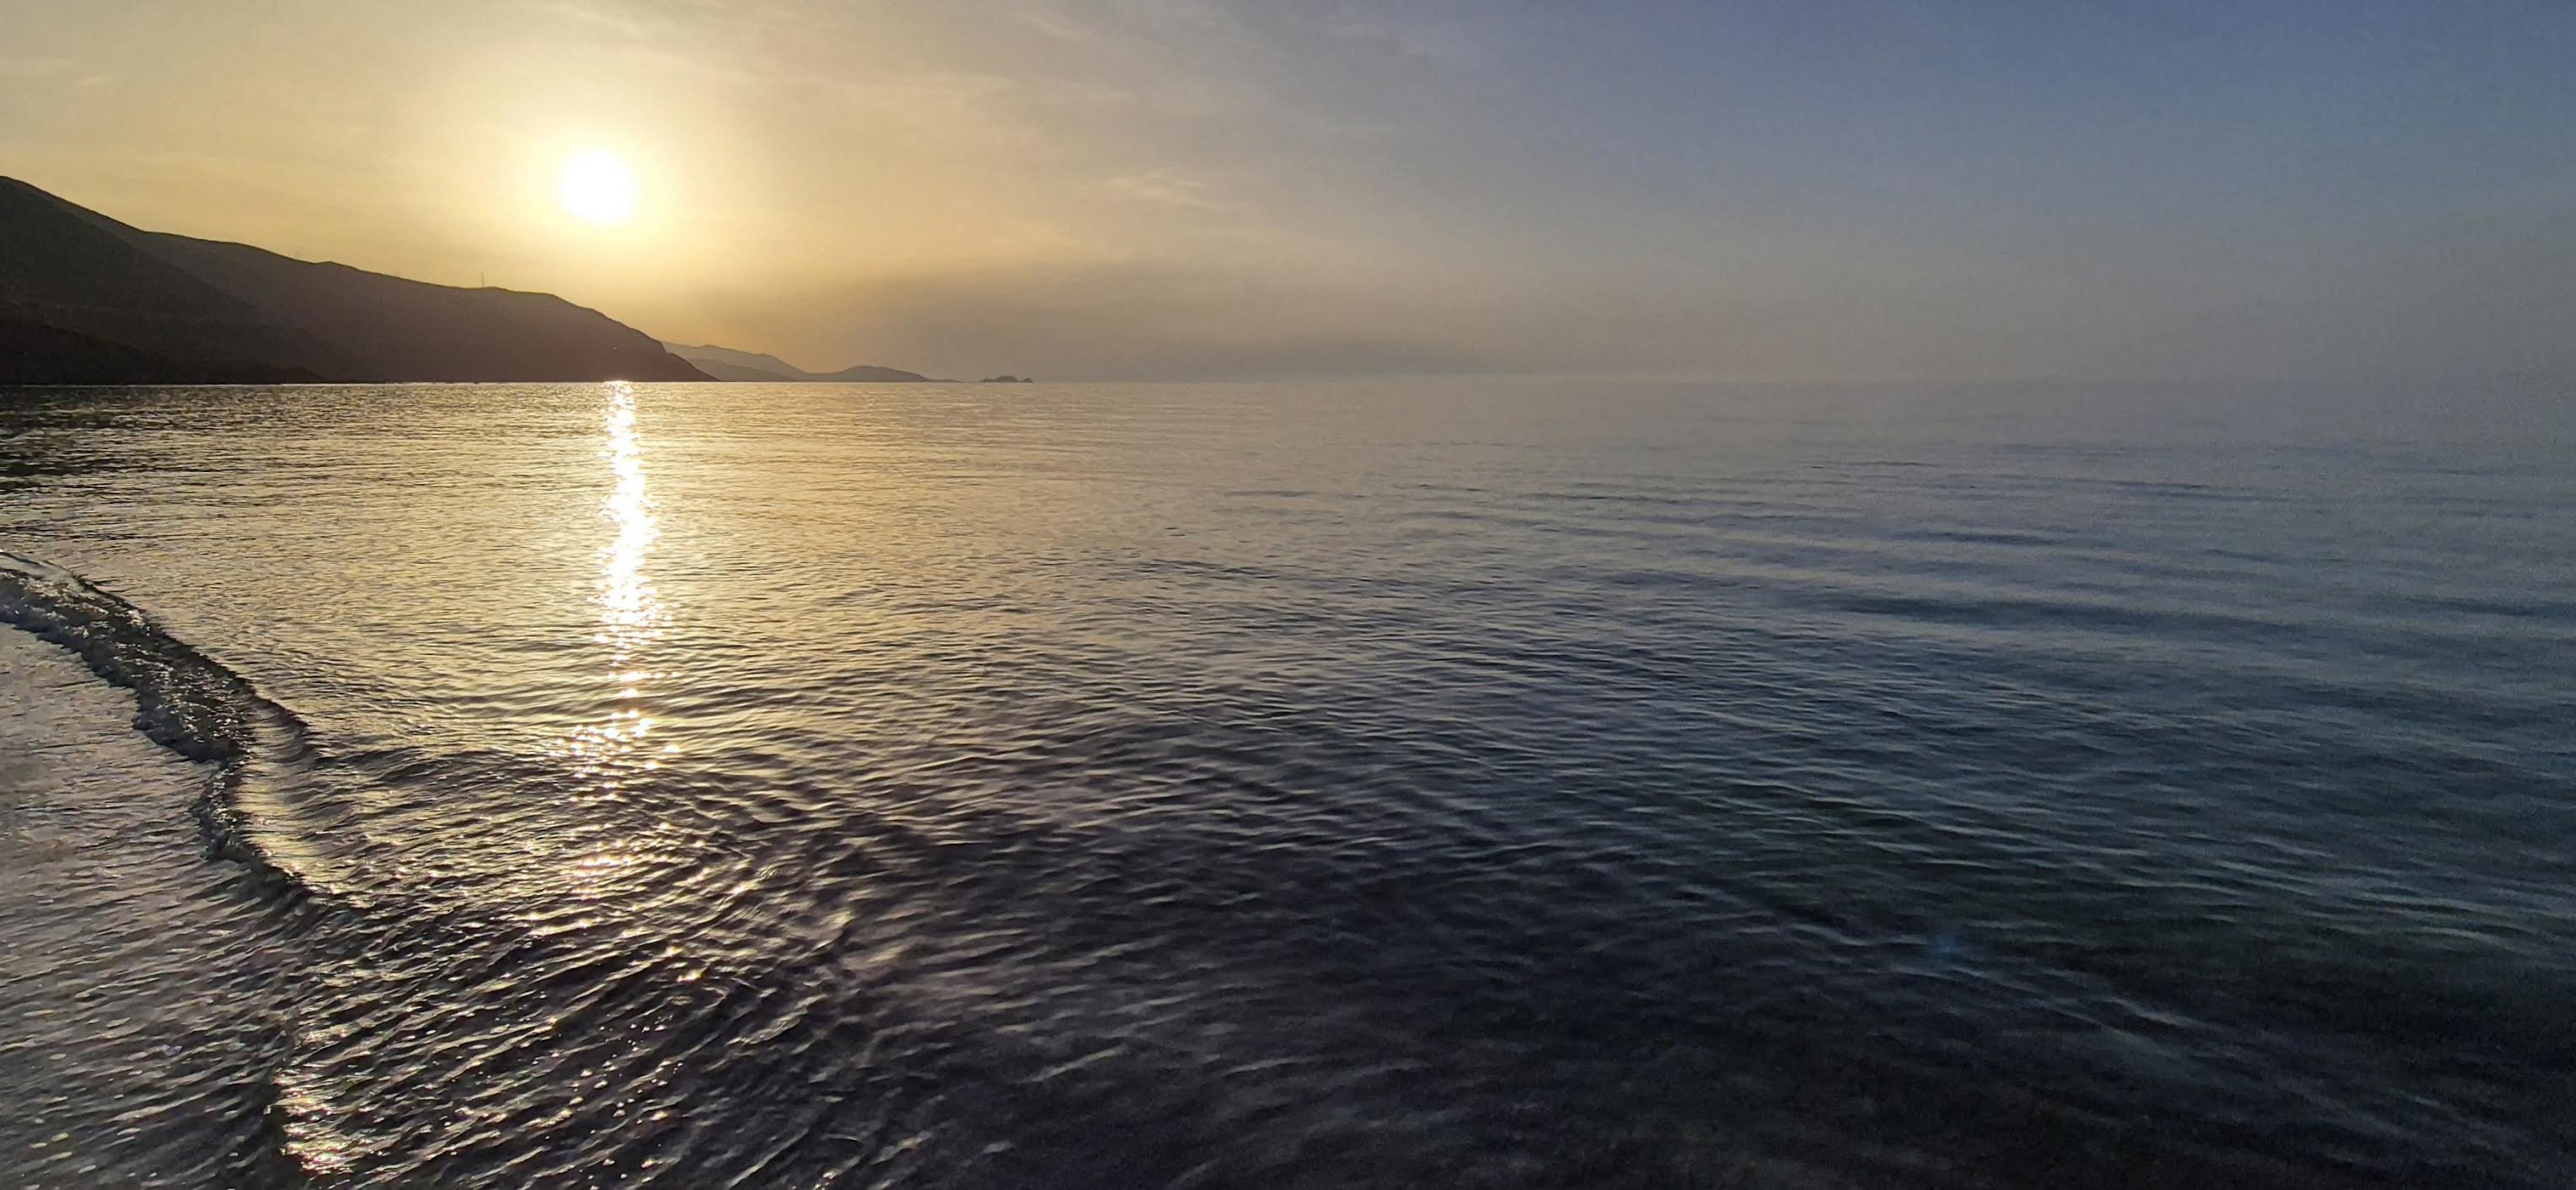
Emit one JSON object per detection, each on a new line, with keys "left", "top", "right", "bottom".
{"left": 817, "top": 363, "right": 945, "bottom": 383}
{"left": 661, "top": 342, "right": 810, "bottom": 380}
{"left": 0, "top": 319, "right": 326, "bottom": 385}
{"left": 662, "top": 341, "right": 945, "bottom": 383}
{"left": 683, "top": 356, "right": 808, "bottom": 383}
{"left": 0, "top": 177, "right": 708, "bottom": 383}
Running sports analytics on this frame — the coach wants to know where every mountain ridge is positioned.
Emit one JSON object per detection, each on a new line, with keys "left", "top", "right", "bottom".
{"left": 0, "top": 177, "right": 709, "bottom": 384}
{"left": 661, "top": 341, "right": 945, "bottom": 384}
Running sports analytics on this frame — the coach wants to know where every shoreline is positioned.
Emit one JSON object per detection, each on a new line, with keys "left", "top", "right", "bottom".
{"left": 0, "top": 626, "right": 306, "bottom": 1187}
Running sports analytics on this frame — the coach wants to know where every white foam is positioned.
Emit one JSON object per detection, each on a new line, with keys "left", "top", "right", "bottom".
{"left": 0, "top": 627, "right": 205, "bottom": 865}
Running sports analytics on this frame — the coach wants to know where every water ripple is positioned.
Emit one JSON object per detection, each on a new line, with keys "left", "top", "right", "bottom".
{"left": 1, "top": 380, "right": 2571, "bottom": 1187}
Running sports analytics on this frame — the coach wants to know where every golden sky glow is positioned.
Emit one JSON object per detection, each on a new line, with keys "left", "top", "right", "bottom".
{"left": 4, "top": 2, "right": 2570, "bottom": 383}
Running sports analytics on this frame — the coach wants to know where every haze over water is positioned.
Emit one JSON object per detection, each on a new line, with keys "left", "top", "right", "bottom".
{"left": 3, "top": 380, "right": 2571, "bottom": 1187}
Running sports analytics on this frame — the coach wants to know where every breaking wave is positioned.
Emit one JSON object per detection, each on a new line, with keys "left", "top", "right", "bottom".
{"left": 0, "top": 551, "right": 313, "bottom": 891}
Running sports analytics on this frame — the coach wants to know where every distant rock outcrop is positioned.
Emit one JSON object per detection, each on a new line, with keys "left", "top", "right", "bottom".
{"left": 979, "top": 375, "right": 1033, "bottom": 383}
{"left": 0, "top": 176, "right": 709, "bottom": 384}
{"left": 661, "top": 342, "right": 945, "bottom": 384}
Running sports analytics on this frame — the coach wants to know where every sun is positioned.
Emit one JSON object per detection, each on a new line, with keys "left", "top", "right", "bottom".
{"left": 558, "top": 150, "right": 637, "bottom": 224}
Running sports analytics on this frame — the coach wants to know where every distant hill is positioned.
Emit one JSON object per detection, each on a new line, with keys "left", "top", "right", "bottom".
{"left": 661, "top": 342, "right": 811, "bottom": 380}
{"left": 685, "top": 356, "right": 809, "bottom": 383}
{"left": 817, "top": 363, "right": 945, "bottom": 383}
{"left": 0, "top": 177, "right": 708, "bottom": 384}
{"left": 662, "top": 341, "right": 945, "bottom": 384}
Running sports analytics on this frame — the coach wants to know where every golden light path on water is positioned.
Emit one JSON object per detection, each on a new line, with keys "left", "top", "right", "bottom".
{"left": 279, "top": 384, "right": 685, "bottom": 1179}
{"left": 597, "top": 380, "right": 661, "bottom": 731}
{"left": 555, "top": 380, "right": 672, "bottom": 884}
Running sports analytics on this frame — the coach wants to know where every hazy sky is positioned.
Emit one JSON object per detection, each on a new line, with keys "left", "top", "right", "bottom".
{"left": 4, "top": 1, "right": 2571, "bottom": 382}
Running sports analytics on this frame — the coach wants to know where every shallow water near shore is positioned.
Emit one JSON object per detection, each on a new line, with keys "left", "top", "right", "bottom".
{"left": 2, "top": 378, "right": 2572, "bottom": 1187}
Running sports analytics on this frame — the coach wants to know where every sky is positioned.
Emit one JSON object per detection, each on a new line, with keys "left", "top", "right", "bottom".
{"left": 3, "top": 0, "right": 2571, "bottom": 383}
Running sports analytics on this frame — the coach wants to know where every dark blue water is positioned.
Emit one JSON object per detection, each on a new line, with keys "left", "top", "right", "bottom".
{"left": 2, "top": 379, "right": 2571, "bottom": 1187}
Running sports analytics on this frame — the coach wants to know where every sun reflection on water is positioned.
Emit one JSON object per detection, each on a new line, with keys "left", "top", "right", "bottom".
{"left": 558, "top": 382, "right": 667, "bottom": 796}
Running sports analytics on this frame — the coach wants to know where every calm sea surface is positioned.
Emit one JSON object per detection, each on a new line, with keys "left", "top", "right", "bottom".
{"left": 1, "top": 380, "right": 2571, "bottom": 1188}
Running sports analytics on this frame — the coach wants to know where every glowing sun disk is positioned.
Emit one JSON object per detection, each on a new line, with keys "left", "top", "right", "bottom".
{"left": 559, "top": 151, "right": 637, "bottom": 224}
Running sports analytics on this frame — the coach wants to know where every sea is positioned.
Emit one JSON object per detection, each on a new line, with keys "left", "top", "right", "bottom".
{"left": 0, "top": 379, "right": 2569, "bottom": 1189}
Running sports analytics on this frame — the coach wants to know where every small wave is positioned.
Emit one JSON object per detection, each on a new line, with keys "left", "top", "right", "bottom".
{"left": 0, "top": 551, "right": 313, "bottom": 893}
